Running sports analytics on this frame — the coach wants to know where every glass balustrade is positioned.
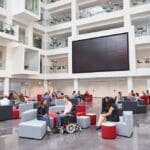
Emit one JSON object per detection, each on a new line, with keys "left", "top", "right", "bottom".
{"left": 48, "top": 38, "right": 68, "bottom": 49}
{"left": 131, "top": 0, "right": 150, "bottom": 7}
{"left": 24, "top": 49, "right": 39, "bottom": 72}
{"left": 79, "top": 3, "right": 123, "bottom": 19}
{"left": 46, "top": 65, "right": 68, "bottom": 73}
{"left": 25, "top": 0, "right": 40, "bottom": 15}
{"left": 0, "top": 23, "right": 16, "bottom": 36}
{"left": 135, "top": 24, "right": 150, "bottom": 37}
{"left": 36, "top": 15, "right": 71, "bottom": 26}
{"left": 49, "top": 15, "right": 71, "bottom": 26}
{"left": 0, "top": 0, "right": 6, "bottom": 8}
{"left": 47, "top": 0, "right": 60, "bottom": 4}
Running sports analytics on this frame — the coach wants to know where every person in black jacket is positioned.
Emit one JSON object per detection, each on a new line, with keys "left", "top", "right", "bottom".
{"left": 96, "top": 98, "right": 119, "bottom": 130}
{"left": 37, "top": 99, "right": 51, "bottom": 132}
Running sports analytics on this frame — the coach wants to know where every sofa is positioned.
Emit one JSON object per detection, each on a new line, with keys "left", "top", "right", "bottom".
{"left": 0, "top": 105, "right": 13, "bottom": 121}
{"left": 19, "top": 103, "right": 33, "bottom": 118}
{"left": 117, "top": 100, "right": 147, "bottom": 114}
{"left": 49, "top": 105, "right": 65, "bottom": 114}
{"left": 19, "top": 109, "right": 46, "bottom": 139}
{"left": 116, "top": 111, "right": 134, "bottom": 137}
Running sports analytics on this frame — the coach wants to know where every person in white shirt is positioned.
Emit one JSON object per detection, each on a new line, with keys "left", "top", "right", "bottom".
{"left": 0, "top": 97, "right": 10, "bottom": 106}
{"left": 57, "top": 95, "right": 73, "bottom": 128}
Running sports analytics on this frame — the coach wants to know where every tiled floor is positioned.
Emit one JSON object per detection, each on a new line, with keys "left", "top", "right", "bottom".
{"left": 0, "top": 99, "right": 150, "bottom": 150}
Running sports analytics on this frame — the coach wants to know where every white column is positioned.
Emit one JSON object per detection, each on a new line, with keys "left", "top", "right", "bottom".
{"left": 123, "top": 0, "right": 130, "bottom": 10}
{"left": 25, "top": 25, "right": 33, "bottom": 46}
{"left": 147, "top": 80, "right": 150, "bottom": 91}
{"left": 124, "top": 14, "right": 131, "bottom": 27}
{"left": 71, "top": 0, "right": 79, "bottom": 38}
{"left": 42, "top": 34, "right": 50, "bottom": 50}
{"left": 127, "top": 77, "right": 133, "bottom": 93}
{"left": 123, "top": 0, "right": 131, "bottom": 27}
{"left": 4, "top": 78, "right": 9, "bottom": 96}
{"left": 74, "top": 79, "right": 78, "bottom": 92}
{"left": 43, "top": 80, "right": 48, "bottom": 92}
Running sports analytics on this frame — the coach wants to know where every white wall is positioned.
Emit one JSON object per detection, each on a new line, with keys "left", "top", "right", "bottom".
{"left": 79, "top": 78, "right": 127, "bottom": 97}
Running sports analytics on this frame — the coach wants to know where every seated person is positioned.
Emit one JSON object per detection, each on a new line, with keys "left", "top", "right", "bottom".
{"left": 43, "top": 92, "right": 52, "bottom": 107}
{"left": 37, "top": 99, "right": 51, "bottom": 132}
{"left": 82, "top": 90, "right": 90, "bottom": 101}
{"left": 128, "top": 93, "right": 136, "bottom": 101}
{"left": 70, "top": 91, "right": 77, "bottom": 99}
{"left": 101, "top": 97, "right": 110, "bottom": 113}
{"left": 115, "top": 91, "right": 124, "bottom": 104}
{"left": 0, "top": 96, "right": 10, "bottom": 106}
{"left": 57, "top": 95, "right": 73, "bottom": 128}
{"left": 96, "top": 98, "right": 119, "bottom": 130}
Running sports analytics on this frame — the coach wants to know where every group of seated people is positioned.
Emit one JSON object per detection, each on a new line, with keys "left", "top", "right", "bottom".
{"left": 115, "top": 90, "right": 149, "bottom": 104}
{"left": 37, "top": 94, "right": 74, "bottom": 132}
{"left": 0, "top": 92, "right": 27, "bottom": 107}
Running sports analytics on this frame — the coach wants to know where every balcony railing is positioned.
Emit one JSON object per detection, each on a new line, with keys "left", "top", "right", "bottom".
{"left": 131, "top": 0, "right": 150, "bottom": 7}
{"left": 37, "top": 15, "right": 71, "bottom": 26}
{"left": 47, "top": 0, "right": 60, "bottom": 4}
{"left": 135, "top": 25, "right": 150, "bottom": 37}
{"left": 0, "top": 23, "right": 17, "bottom": 36}
{"left": 25, "top": 0, "right": 40, "bottom": 15}
{"left": 79, "top": 3, "right": 123, "bottom": 19}
{"left": 48, "top": 38, "right": 68, "bottom": 49}
{"left": 45, "top": 65, "right": 68, "bottom": 73}
{"left": 0, "top": 0, "right": 6, "bottom": 8}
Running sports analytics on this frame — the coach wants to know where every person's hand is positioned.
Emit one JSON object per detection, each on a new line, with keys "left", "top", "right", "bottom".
{"left": 102, "top": 114, "right": 106, "bottom": 117}
{"left": 44, "top": 114, "right": 47, "bottom": 117}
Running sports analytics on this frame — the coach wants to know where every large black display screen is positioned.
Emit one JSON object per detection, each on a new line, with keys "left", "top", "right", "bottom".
{"left": 72, "top": 33, "right": 129, "bottom": 73}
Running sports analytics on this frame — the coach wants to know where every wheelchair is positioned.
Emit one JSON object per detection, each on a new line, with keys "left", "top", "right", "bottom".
{"left": 59, "top": 111, "right": 81, "bottom": 134}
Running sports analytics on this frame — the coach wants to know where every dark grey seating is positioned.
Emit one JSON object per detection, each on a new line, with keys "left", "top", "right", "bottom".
{"left": 136, "top": 100, "right": 147, "bottom": 113}
{"left": 122, "top": 101, "right": 137, "bottom": 113}
{"left": 0, "top": 105, "right": 13, "bottom": 121}
{"left": 119, "top": 100, "right": 147, "bottom": 114}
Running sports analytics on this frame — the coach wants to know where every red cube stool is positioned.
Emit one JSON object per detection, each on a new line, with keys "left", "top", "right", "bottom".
{"left": 76, "top": 105, "right": 86, "bottom": 115}
{"left": 86, "top": 113, "right": 96, "bottom": 125}
{"left": 76, "top": 112, "right": 86, "bottom": 116}
{"left": 12, "top": 109, "right": 19, "bottom": 119}
{"left": 101, "top": 122, "right": 116, "bottom": 139}
{"left": 49, "top": 113, "right": 58, "bottom": 128}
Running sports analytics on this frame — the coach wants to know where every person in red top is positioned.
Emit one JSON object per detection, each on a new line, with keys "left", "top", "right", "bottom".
{"left": 83, "top": 91, "right": 90, "bottom": 101}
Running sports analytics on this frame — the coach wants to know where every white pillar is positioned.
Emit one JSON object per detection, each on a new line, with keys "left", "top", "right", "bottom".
{"left": 123, "top": 0, "right": 130, "bottom": 10}
{"left": 25, "top": 25, "right": 33, "bottom": 46}
{"left": 74, "top": 79, "right": 78, "bottom": 92}
{"left": 4, "top": 78, "right": 9, "bottom": 96}
{"left": 43, "top": 80, "right": 48, "bottom": 92}
{"left": 127, "top": 77, "right": 133, "bottom": 93}
{"left": 71, "top": 0, "right": 79, "bottom": 38}
{"left": 147, "top": 80, "right": 150, "bottom": 91}
{"left": 123, "top": 0, "right": 131, "bottom": 27}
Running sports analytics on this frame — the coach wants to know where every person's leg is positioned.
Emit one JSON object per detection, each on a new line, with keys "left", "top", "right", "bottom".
{"left": 44, "top": 116, "right": 51, "bottom": 127}
{"left": 96, "top": 114, "right": 106, "bottom": 127}
{"left": 57, "top": 114, "right": 65, "bottom": 127}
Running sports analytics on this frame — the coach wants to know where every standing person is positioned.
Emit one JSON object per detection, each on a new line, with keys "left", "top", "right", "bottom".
{"left": 37, "top": 99, "right": 51, "bottom": 132}
{"left": 96, "top": 98, "right": 119, "bottom": 130}
{"left": 57, "top": 95, "right": 73, "bottom": 128}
